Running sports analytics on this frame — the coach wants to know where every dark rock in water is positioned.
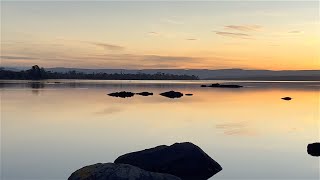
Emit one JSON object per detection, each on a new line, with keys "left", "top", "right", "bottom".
{"left": 210, "top": 83, "right": 242, "bottom": 88}
{"left": 185, "top": 93, "right": 193, "bottom": 96}
{"left": 209, "top": 83, "right": 220, "bottom": 87}
{"left": 160, "top": 91, "right": 183, "bottom": 99}
{"left": 108, "top": 91, "right": 135, "bottom": 98}
{"left": 201, "top": 83, "right": 242, "bottom": 88}
{"left": 136, "top": 92, "right": 153, "bottom": 96}
{"left": 68, "top": 163, "right": 181, "bottom": 180}
{"left": 281, "top": 97, "right": 292, "bottom": 100}
{"left": 307, "top": 142, "right": 320, "bottom": 156}
{"left": 115, "top": 142, "right": 222, "bottom": 180}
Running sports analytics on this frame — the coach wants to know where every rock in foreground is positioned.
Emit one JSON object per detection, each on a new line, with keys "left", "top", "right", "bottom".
{"left": 68, "top": 163, "right": 181, "bottom": 180}
{"left": 115, "top": 142, "right": 222, "bottom": 180}
{"left": 108, "top": 91, "right": 135, "bottom": 98}
{"left": 307, "top": 142, "right": 320, "bottom": 156}
{"left": 160, "top": 91, "right": 183, "bottom": 99}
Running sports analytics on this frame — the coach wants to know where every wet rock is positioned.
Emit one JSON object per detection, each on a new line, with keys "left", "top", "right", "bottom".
{"left": 185, "top": 94, "right": 193, "bottom": 96}
{"left": 160, "top": 91, "right": 183, "bottom": 99}
{"left": 200, "top": 85, "right": 207, "bottom": 87}
{"left": 136, "top": 92, "right": 153, "bottom": 96}
{"left": 115, "top": 142, "right": 222, "bottom": 180}
{"left": 68, "top": 163, "right": 181, "bottom": 180}
{"left": 108, "top": 91, "right": 135, "bottom": 98}
{"left": 307, "top": 142, "right": 320, "bottom": 156}
{"left": 281, "top": 97, "right": 292, "bottom": 100}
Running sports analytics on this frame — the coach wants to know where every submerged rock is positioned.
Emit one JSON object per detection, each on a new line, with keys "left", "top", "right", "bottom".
{"left": 108, "top": 91, "right": 135, "bottom": 98}
{"left": 160, "top": 91, "right": 183, "bottom": 99}
{"left": 185, "top": 93, "right": 193, "bottom": 96}
{"left": 68, "top": 163, "right": 181, "bottom": 180}
{"left": 307, "top": 142, "right": 320, "bottom": 156}
{"left": 281, "top": 97, "right": 292, "bottom": 101}
{"left": 114, "top": 142, "right": 222, "bottom": 180}
{"left": 136, "top": 92, "right": 154, "bottom": 96}
{"left": 200, "top": 83, "right": 243, "bottom": 88}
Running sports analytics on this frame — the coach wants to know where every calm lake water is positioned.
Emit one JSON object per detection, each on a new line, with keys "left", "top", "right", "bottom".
{"left": 1, "top": 80, "right": 319, "bottom": 180}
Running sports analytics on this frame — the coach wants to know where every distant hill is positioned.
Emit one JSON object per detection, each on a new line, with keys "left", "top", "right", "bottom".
{"left": 2, "top": 67, "right": 320, "bottom": 81}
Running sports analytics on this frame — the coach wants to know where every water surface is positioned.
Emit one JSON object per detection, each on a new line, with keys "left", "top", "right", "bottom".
{"left": 1, "top": 80, "right": 319, "bottom": 180}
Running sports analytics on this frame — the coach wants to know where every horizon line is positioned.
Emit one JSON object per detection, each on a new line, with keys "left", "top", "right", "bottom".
{"left": 1, "top": 65, "right": 320, "bottom": 71}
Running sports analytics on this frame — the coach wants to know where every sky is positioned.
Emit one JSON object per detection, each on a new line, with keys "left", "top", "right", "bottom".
{"left": 1, "top": 1, "right": 319, "bottom": 70}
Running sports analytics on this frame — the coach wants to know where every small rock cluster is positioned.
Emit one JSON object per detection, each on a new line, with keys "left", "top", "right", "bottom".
{"left": 108, "top": 91, "right": 192, "bottom": 99}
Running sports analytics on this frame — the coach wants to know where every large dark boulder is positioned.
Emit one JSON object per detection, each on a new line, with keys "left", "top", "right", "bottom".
{"left": 68, "top": 163, "right": 181, "bottom": 180}
{"left": 307, "top": 142, "right": 320, "bottom": 156}
{"left": 114, "top": 142, "right": 222, "bottom": 180}
{"left": 160, "top": 91, "right": 183, "bottom": 99}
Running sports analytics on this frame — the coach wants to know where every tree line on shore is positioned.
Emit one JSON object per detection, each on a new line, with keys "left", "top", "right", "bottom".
{"left": 0, "top": 65, "right": 199, "bottom": 80}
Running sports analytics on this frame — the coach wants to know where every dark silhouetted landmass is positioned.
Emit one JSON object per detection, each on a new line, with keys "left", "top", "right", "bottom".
{"left": 2, "top": 66, "right": 319, "bottom": 80}
{"left": 43, "top": 68, "right": 320, "bottom": 80}
{"left": 0, "top": 66, "right": 199, "bottom": 80}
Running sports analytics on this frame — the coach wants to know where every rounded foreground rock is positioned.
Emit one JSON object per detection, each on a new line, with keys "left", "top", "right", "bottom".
{"left": 68, "top": 163, "right": 182, "bottom": 180}
{"left": 114, "top": 142, "right": 222, "bottom": 180}
{"left": 307, "top": 142, "right": 320, "bottom": 156}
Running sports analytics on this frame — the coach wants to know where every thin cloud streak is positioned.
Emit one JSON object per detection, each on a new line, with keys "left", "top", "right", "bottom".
{"left": 225, "top": 25, "right": 262, "bottom": 32}
{"left": 86, "top": 41, "right": 125, "bottom": 51}
{"left": 288, "top": 30, "right": 302, "bottom": 34}
{"left": 91, "top": 54, "right": 201, "bottom": 63}
{"left": 0, "top": 55, "right": 37, "bottom": 60}
{"left": 148, "top": 31, "right": 159, "bottom": 36}
{"left": 214, "top": 31, "right": 252, "bottom": 39}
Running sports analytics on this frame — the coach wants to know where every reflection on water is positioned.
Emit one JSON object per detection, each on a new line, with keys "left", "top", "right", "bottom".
{"left": 1, "top": 80, "right": 319, "bottom": 180}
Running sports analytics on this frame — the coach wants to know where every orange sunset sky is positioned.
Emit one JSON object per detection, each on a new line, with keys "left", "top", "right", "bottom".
{"left": 1, "top": 1, "right": 319, "bottom": 70}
